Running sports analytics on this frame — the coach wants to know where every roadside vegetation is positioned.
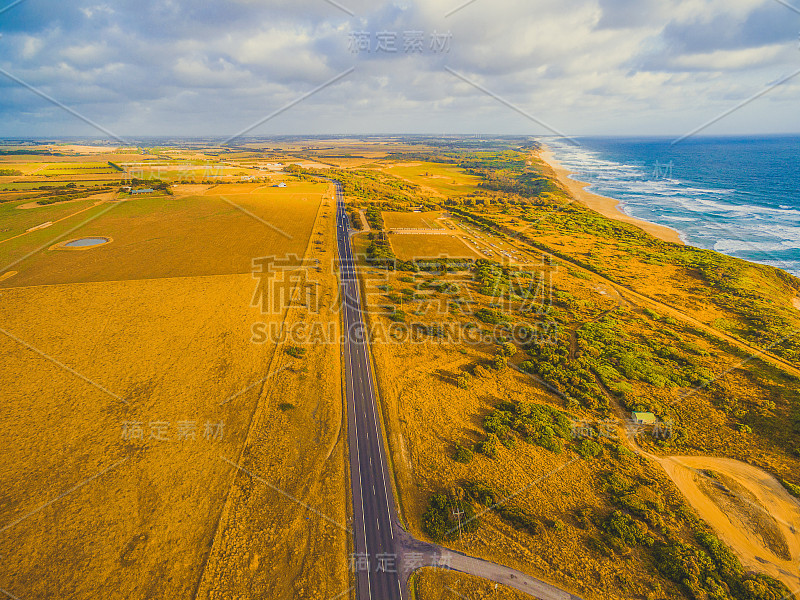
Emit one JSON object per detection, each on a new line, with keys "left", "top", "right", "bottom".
{"left": 336, "top": 138, "right": 800, "bottom": 600}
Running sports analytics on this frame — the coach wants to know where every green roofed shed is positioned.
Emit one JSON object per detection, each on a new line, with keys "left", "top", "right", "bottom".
{"left": 632, "top": 411, "right": 657, "bottom": 425}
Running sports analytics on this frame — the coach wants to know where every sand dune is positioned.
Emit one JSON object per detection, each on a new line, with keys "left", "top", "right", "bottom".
{"left": 660, "top": 455, "right": 800, "bottom": 590}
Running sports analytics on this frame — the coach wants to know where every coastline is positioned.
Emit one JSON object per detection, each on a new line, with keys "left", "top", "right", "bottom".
{"left": 538, "top": 147, "right": 685, "bottom": 246}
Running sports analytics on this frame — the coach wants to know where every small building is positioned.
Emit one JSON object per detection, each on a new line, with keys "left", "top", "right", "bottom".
{"left": 131, "top": 188, "right": 154, "bottom": 194}
{"left": 631, "top": 411, "right": 657, "bottom": 425}
{"left": 274, "top": 182, "right": 287, "bottom": 188}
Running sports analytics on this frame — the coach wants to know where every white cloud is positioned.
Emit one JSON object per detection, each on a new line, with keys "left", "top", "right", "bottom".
{"left": 671, "top": 44, "right": 787, "bottom": 70}
{"left": 0, "top": 0, "right": 797, "bottom": 136}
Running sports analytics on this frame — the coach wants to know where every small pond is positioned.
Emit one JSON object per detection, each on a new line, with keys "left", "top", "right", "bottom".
{"left": 63, "top": 237, "right": 110, "bottom": 248}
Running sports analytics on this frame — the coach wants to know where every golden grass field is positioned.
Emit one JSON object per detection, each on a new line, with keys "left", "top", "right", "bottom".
{"left": 389, "top": 233, "right": 480, "bottom": 261}
{"left": 5, "top": 141, "right": 800, "bottom": 600}
{"left": 413, "top": 568, "right": 531, "bottom": 599}
{"left": 381, "top": 162, "right": 482, "bottom": 197}
{"left": 354, "top": 212, "right": 800, "bottom": 598}
{"left": 0, "top": 182, "right": 326, "bottom": 288}
{"left": 0, "top": 153, "right": 349, "bottom": 599}
{"left": 383, "top": 211, "right": 445, "bottom": 230}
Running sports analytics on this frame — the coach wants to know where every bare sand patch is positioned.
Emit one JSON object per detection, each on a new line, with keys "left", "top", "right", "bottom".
{"left": 659, "top": 455, "right": 800, "bottom": 590}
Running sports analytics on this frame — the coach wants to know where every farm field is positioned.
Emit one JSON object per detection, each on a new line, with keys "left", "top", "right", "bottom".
{"left": 383, "top": 211, "right": 445, "bottom": 230}
{"left": 0, "top": 270, "right": 348, "bottom": 599}
{"left": 388, "top": 232, "right": 479, "bottom": 261}
{"left": 0, "top": 195, "right": 107, "bottom": 241}
{"left": 0, "top": 181, "right": 328, "bottom": 288}
{"left": 381, "top": 162, "right": 482, "bottom": 197}
{"left": 0, "top": 148, "right": 348, "bottom": 600}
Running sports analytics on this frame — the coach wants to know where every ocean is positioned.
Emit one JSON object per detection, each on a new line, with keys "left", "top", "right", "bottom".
{"left": 543, "top": 136, "right": 800, "bottom": 277}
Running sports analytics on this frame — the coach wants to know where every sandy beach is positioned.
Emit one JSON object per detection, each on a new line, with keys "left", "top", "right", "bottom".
{"left": 539, "top": 148, "right": 684, "bottom": 245}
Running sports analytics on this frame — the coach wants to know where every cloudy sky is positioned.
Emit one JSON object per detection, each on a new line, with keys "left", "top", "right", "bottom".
{"left": 0, "top": 0, "right": 798, "bottom": 138}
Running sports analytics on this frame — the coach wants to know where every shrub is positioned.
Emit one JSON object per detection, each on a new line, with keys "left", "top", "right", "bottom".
{"left": 780, "top": 479, "right": 800, "bottom": 498}
{"left": 456, "top": 374, "right": 471, "bottom": 389}
{"left": 422, "top": 492, "right": 479, "bottom": 542}
{"left": 613, "top": 445, "right": 635, "bottom": 461}
{"left": 567, "top": 268, "right": 591, "bottom": 280}
{"left": 643, "top": 307, "right": 660, "bottom": 320}
{"left": 474, "top": 308, "right": 506, "bottom": 324}
{"left": 452, "top": 444, "right": 474, "bottom": 463}
{"left": 462, "top": 482, "right": 540, "bottom": 535}
{"left": 500, "top": 341, "right": 517, "bottom": 357}
{"left": 482, "top": 400, "right": 573, "bottom": 454}
{"left": 286, "top": 346, "right": 307, "bottom": 358}
{"left": 278, "top": 402, "right": 295, "bottom": 411}
{"left": 602, "top": 511, "right": 653, "bottom": 547}
{"left": 476, "top": 434, "right": 499, "bottom": 458}
{"left": 574, "top": 438, "right": 603, "bottom": 459}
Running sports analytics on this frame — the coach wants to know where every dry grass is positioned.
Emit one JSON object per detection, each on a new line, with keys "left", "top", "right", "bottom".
{"left": 0, "top": 153, "right": 348, "bottom": 599}
{"left": 413, "top": 568, "right": 532, "bottom": 599}
{"left": 389, "top": 233, "right": 479, "bottom": 261}
{"left": 382, "top": 162, "right": 482, "bottom": 197}
{"left": 358, "top": 243, "right": 799, "bottom": 599}
{"left": 0, "top": 182, "right": 329, "bottom": 288}
{"left": 384, "top": 211, "right": 445, "bottom": 230}
{"left": 0, "top": 273, "right": 278, "bottom": 598}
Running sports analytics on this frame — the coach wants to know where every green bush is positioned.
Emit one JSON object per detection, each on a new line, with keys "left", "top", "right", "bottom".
{"left": 655, "top": 533, "right": 791, "bottom": 600}
{"left": 452, "top": 444, "right": 474, "bottom": 464}
{"left": 500, "top": 341, "right": 517, "bottom": 357}
{"left": 643, "top": 307, "right": 660, "bottom": 320}
{"left": 474, "top": 307, "right": 506, "bottom": 324}
{"left": 476, "top": 434, "right": 499, "bottom": 458}
{"left": 462, "top": 481, "right": 540, "bottom": 535}
{"left": 286, "top": 346, "right": 307, "bottom": 358}
{"left": 574, "top": 438, "right": 603, "bottom": 458}
{"left": 422, "top": 492, "right": 479, "bottom": 542}
{"left": 780, "top": 479, "right": 800, "bottom": 498}
{"left": 602, "top": 511, "right": 653, "bottom": 547}
{"left": 480, "top": 400, "right": 572, "bottom": 454}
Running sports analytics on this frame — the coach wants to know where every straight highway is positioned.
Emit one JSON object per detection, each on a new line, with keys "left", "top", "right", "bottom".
{"left": 335, "top": 182, "right": 404, "bottom": 600}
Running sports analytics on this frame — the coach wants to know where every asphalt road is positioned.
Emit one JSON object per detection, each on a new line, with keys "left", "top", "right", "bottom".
{"left": 335, "top": 183, "right": 404, "bottom": 600}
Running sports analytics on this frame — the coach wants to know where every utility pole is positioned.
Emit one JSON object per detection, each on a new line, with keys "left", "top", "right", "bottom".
{"left": 452, "top": 505, "right": 465, "bottom": 545}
